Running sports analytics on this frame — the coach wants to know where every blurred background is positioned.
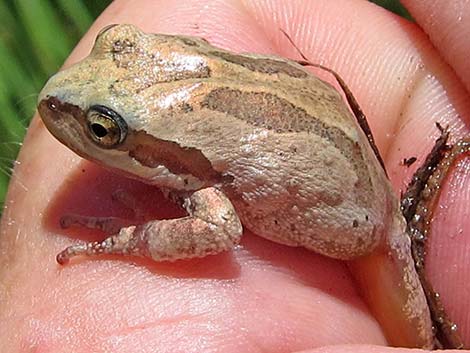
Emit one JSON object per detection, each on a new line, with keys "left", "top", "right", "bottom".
{"left": 0, "top": 0, "right": 411, "bottom": 209}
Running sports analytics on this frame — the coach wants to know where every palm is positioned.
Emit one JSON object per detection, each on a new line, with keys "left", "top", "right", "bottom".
{"left": 0, "top": 1, "right": 468, "bottom": 352}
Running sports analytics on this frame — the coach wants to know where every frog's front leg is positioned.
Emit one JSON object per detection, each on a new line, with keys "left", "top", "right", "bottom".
{"left": 59, "top": 188, "right": 148, "bottom": 234}
{"left": 56, "top": 187, "right": 243, "bottom": 264}
{"left": 60, "top": 215, "right": 132, "bottom": 234}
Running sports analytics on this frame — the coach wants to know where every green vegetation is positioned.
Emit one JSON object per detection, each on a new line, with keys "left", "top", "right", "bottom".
{"left": 0, "top": 1, "right": 109, "bottom": 206}
{"left": 370, "top": 0, "right": 412, "bottom": 20}
{"left": 0, "top": 0, "right": 410, "bottom": 209}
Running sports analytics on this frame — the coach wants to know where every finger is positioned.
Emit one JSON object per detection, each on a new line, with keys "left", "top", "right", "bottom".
{"left": 242, "top": 0, "right": 470, "bottom": 345}
{"left": 383, "top": 1, "right": 470, "bottom": 345}
{"left": 401, "top": 0, "right": 470, "bottom": 92}
{"left": 423, "top": 139, "right": 470, "bottom": 345}
{"left": 1, "top": 0, "right": 468, "bottom": 352}
{"left": 0, "top": 0, "right": 386, "bottom": 352}
{"left": 296, "top": 343, "right": 468, "bottom": 353}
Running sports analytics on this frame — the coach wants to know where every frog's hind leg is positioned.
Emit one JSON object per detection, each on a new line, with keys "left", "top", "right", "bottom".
{"left": 56, "top": 187, "right": 243, "bottom": 265}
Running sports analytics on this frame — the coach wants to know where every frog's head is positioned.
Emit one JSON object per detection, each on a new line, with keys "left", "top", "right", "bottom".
{"left": 38, "top": 24, "right": 221, "bottom": 191}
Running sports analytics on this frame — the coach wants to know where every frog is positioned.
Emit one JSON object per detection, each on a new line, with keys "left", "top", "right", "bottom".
{"left": 36, "top": 23, "right": 458, "bottom": 349}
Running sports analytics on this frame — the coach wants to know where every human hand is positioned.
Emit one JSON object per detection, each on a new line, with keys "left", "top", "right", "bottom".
{"left": 0, "top": 0, "right": 468, "bottom": 352}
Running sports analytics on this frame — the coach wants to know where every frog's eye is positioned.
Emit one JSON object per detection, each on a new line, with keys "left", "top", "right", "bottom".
{"left": 86, "top": 105, "right": 128, "bottom": 147}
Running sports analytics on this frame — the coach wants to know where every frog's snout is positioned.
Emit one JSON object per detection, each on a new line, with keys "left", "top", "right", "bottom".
{"left": 38, "top": 95, "right": 84, "bottom": 124}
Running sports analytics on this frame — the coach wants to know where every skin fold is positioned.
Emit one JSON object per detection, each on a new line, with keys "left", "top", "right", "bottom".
{"left": 0, "top": 0, "right": 469, "bottom": 352}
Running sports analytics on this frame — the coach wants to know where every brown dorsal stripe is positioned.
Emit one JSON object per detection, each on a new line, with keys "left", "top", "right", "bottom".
{"left": 200, "top": 87, "right": 373, "bottom": 204}
{"left": 119, "top": 129, "right": 221, "bottom": 183}
{"left": 210, "top": 51, "right": 308, "bottom": 78}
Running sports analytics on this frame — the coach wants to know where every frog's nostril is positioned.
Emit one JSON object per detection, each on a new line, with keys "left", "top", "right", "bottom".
{"left": 47, "top": 98, "right": 58, "bottom": 111}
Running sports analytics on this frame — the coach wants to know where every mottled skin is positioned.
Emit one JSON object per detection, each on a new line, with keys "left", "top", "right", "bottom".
{"left": 37, "top": 24, "right": 431, "bottom": 348}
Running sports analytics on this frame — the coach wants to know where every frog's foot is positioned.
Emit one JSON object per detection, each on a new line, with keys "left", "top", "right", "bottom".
{"left": 60, "top": 214, "right": 131, "bottom": 234}
{"left": 57, "top": 187, "right": 243, "bottom": 265}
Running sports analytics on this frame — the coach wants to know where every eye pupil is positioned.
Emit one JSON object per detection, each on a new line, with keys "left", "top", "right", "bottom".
{"left": 91, "top": 123, "right": 108, "bottom": 138}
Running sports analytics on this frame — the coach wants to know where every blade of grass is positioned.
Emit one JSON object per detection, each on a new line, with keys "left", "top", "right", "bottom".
{"left": 15, "top": 0, "right": 73, "bottom": 74}
{"left": 0, "top": 41, "right": 38, "bottom": 116}
{"left": 0, "top": 0, "right": 110, "bottom": 213}
{"left": 57, "top": 0, "right": 94, "bottom": 34}
{"left": 0, "top": 172, "right": 9, "bottom": 208}
{"left": 0, "top": 2, "right": 54, "bottom": 89}
{"left": 369, "top": 0, "right": 413, "bottom": 20}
